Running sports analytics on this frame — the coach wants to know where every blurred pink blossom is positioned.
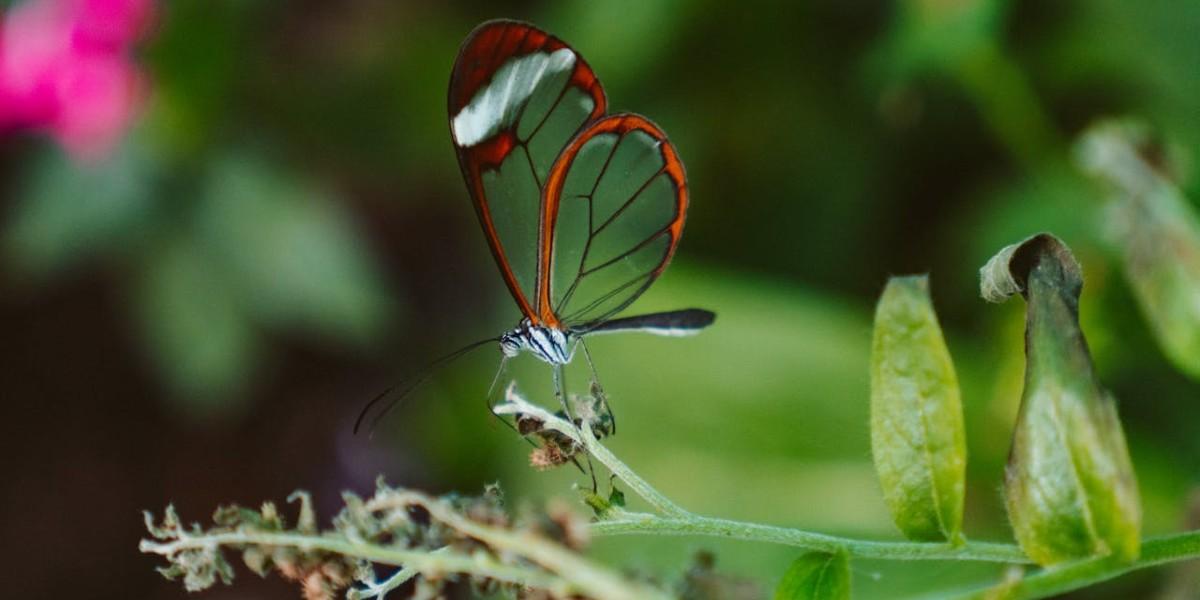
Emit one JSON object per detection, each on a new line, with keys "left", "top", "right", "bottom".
{"left": 0, "top": 0, "right": 150, "bottom": 160}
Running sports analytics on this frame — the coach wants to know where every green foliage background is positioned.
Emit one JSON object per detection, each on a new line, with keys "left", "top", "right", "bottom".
{"left": 1, "top": 0, "right": 1197, "bottom": 598}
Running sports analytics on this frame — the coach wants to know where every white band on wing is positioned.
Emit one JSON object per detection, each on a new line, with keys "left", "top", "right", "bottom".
{"left": 585, "top": 326, "right": 702, "bottom": 337}
{"left": 451, "top": 48, "right": 576, "bottom": 147}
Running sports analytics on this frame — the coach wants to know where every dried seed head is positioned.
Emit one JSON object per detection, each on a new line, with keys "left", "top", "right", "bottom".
{"left": 530, "top": 443, "right": 571, "bottom": 470}
{"left": 516, "top": 413, "right": 545, "bottom": 435}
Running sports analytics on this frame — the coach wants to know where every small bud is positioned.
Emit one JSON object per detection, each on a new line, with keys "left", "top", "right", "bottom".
{"left": 981, "top": 233, "right": 1141, "bottom": 565}
{"left": 242, "top": 546, "right": 270, "bottom": 576}
{"left": 608, "top": 485, "right": 626, "bottom": 508}
{"left": 870, "top": 275, "right": 966, "bottom": 543}
{"left": 288, "top": 491, "right": 318, "bottom": 534}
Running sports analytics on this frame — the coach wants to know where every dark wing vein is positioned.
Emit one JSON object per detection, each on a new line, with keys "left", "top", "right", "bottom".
{"left": 521, "top": 143, "right": 542, "bottom": 189}
{"left": 563, "top": 270, "right": 655, "bottom": 324}
{"left": 591, "top": 165, "right": 667, "bottom": 237}
{"left": 552, "top": 136, "right": 625, "bottom": 312}
{"left": 582, "top": 227, "right": 672, "bottom": 276}
{"left": 520, "top": 72, "right": 572, "bottom": 144}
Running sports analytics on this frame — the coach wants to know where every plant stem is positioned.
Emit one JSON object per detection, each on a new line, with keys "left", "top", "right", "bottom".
{"left": 946, "top": 530, "right": 1200, "bottom": 600}
{"left": 358, "top": 565, "right": 418, "bottom": 599}
{"left": 354, "top": 547, "right": 445, "bottom": 599}
{"left": 579, "top": 422, "right": 691, "bottom": 518}
{"left": 591, "top": 515, "right": 1030, "bottom": 563}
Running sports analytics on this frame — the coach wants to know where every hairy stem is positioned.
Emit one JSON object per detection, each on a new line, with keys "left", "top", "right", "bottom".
{"left": 947, "top": 530, "right": 1200, "bottom": 599}
{"left": 591, "top": 515, "right": 1029, "bottom": 563}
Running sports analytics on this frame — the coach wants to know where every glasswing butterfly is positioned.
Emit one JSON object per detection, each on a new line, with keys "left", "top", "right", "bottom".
{"left": 357, "top": 20, "right": 714, "bottom": 434}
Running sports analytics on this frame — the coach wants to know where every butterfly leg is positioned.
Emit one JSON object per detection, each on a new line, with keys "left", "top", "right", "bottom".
{"left": 577, "top": 338, "right": 615, "bottom": 436}
{"left": 485, "top": 358, "right": 539, "bottom": 448}
{"left": 551, "top": 362, "right": 574, "bottom": 424}
{"left": 553, "top": 362, "right": 598, "bottom": 490}
{"left": 484, "top": 357, "right": 509, "bottom": 417}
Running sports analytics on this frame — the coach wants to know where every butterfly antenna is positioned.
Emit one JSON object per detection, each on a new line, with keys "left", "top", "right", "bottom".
{"left": 355, "top": 336, "right": 500, "bottom": 435}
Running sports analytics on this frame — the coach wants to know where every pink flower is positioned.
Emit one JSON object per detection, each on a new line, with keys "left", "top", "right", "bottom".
{"left": 0, "top": 0, "right": 150, "bottom": 160}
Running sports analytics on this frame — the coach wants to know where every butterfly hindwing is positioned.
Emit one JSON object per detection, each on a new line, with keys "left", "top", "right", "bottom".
{"left": 538, "top": 114, "right": 688, "bottom": 329}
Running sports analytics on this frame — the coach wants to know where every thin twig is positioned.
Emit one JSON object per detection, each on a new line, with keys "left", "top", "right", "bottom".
{"left": 591, "top": 515, "right": 1030, "bottom": 563}
{"left": 352, "top": 547, "right": 445, "bottom": 599}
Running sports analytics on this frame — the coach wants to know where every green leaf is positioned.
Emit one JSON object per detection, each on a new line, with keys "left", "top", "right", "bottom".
{"left": 5, "top": 135, "right": 157, "bottom": 277}
{"left": 981, "top": 233, "right": 1142, "bottom": 566}
{"left": 773, "top": 551, "right": 850, "bottom": 600}
{"left": 869, "top": 275, "right": 966, "bottom": 543}
{"left": 1076, "top": 120, "right": 1200, "bottom": 380}
{"left": 195, "top": 154, "right": 393, "bottom": 344}
{"left": 608, "top": 486, "right": 626, "bottom": 508}
{"left": 136, "top": 236, "right": 257, "bottom": 416}
{"left": 871, "top": 0, "right": 1005, "bottom": 80}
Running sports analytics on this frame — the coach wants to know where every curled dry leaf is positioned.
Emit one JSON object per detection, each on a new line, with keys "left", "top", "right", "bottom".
{"left": 981, "top": 233, "right": 1141, "bottom": 565}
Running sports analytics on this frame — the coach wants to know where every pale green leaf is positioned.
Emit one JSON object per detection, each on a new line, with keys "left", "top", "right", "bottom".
{"left": 195, "top": 154, "right": 393, "bottom": 344}
{"left": 870, "top": 275, "right": 966, "bottom": 543}
{"left": 1076, "top": 120, "right": 1200, "bottom": 380}
{"left": 136, "top": 236, "right": 257, "bottom": 416}
{"left": 5, "top": 136, "right": 157, "bottom": 276}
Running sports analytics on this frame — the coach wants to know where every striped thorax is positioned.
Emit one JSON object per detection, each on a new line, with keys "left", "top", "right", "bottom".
{"left": 500, "top": 320, "right": 573, "bottom": 365}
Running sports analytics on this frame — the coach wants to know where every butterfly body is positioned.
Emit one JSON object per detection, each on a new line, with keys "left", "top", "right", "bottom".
{"left": 500, "top": 320, "right": 573, "bottom": 364}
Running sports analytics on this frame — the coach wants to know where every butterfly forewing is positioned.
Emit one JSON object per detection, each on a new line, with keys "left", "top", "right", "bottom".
{"left": 449, "top": 20, "right": 606, "bottom": 321}
{"left": 538, "top": 115, "right": 688, "bottom": 329}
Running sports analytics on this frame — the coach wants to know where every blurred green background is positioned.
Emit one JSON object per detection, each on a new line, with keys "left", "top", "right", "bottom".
{"left": 2, "top": 1, "right": 1199, "bottom": 598}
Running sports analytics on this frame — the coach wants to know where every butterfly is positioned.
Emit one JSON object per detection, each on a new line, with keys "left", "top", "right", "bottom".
{"left": 357, "top": 20, "right": 714, "bottom": 434}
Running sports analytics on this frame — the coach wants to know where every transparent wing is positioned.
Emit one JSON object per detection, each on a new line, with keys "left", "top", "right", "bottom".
{"left": 448, "top": 20, "right": 606, "bottom": 321}
{"left": 537, "top": 114, "right": 688, "bottom": 329}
